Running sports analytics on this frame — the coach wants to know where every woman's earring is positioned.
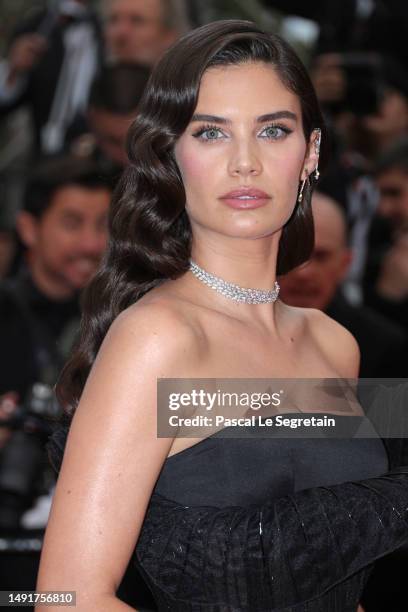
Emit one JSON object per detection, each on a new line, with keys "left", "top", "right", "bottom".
{"left": 298, "top": 177, "right": 307, "bottom": 202}
{"left": 313, "top": 128, "right": 321, "bottom": 180}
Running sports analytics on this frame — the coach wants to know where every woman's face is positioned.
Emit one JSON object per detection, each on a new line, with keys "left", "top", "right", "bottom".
{"left": 174, "top": 62, "right": 318, "bottom": 241}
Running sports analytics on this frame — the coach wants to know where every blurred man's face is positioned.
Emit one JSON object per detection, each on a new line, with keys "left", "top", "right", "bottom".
{"left": 104, "top": 0, "right": 176, "bottom": 65}
{"left": 19, "top": 185, "right": 110, "bottom": 298}
{"left": 88, "top": 107, "right": 134, "bottom": 166}
{"left": 279, "top": 196, "right": 352, "bottom": 310}
{"left": 363, "top": 89, "right": 408, "bottom": 147}
{"left": 376, "top": 167, "right": 408, "bottom": 229}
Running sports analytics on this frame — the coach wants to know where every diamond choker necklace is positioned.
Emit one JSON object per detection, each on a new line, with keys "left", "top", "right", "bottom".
{"left": 189, "top": 260, "right": 280, "bottom": 304}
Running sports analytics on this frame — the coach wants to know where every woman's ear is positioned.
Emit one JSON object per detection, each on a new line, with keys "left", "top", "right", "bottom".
{"left": 301, "top": 128, "right": 321, "bottom": 180}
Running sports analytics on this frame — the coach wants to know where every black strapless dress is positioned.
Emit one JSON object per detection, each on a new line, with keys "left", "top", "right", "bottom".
{"left": 47, "top": 401, "right": 408, "bottom": 612}
{"left": 128, "top": 414, "right": 408, "bottom": 612}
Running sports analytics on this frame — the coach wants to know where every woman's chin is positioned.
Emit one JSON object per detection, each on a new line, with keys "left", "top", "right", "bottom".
{"left": 219, "top": 221, "right": 282, "bottom": 240}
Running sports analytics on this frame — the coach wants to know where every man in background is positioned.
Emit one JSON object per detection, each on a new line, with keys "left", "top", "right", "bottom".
{"left": 0, "top": 154, "right": 112, "bottom": 599}
{"left": 0, "top": 0, "right": 102, "bottom": 154}
{"left": 0, "top": 155, "right": 111, "bottom": 401}
{"left": 363, "top": 138, "right": 408, "bottom": 330}
{"left": 279, "top": 191, "right": 408, "bottom": 378}
{"left": 103, "top": 0, "right": 190, "bottom": 65}
{"left": 70, "top": 62, "right": 151, "bottom": 169}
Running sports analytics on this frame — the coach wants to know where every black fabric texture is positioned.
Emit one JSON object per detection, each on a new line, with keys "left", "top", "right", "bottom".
{"left": 149, "top": 416, "right": 388, "bottom": 508}
{"left": 134, "top": 467, "right": 408, "bottom": 611}
{"left": 46, "top": 384, "right": 408, "bottom": 611}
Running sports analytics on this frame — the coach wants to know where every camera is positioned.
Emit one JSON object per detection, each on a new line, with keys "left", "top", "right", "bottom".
{"left": 0, "top": 383, "right": 61, "bottom": 532}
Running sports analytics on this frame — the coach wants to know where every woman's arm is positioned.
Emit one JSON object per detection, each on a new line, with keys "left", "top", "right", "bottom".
{"left": 135, "top": 466, "right": 408, "bottom": 609}
{"left": 35, "top": 302, "right": 201, "bottom": 611}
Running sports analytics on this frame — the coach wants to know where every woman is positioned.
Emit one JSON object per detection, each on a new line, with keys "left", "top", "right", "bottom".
{"left": 37, "top": 21, "right": 408, "bottom": 611}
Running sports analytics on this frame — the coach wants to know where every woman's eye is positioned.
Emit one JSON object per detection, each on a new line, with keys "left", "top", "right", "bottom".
{"left": 193, "top": 126, "right": 224, "bottom": 141}
{"left": 203, "top": 128, "right": 221, "bottom": 140}
{"left": 260, "top": 125, "right": 290, "bottom": 139}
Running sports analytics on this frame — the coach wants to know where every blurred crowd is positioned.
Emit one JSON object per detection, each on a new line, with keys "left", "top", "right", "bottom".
{"left": 0, "top": 1, "right": 407, "bottom": 611}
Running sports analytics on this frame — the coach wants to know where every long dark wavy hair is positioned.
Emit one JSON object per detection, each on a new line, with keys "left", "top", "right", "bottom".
{"left": 56, "top": 19, "right": 327, "bottom": 419}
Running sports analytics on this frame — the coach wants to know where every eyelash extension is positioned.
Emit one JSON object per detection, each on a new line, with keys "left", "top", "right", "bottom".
{"left": 261, "top": 123, "right": 293, "bottom": 138}
{"left": 192, "top": 123, "right": 222, "bottom": 139}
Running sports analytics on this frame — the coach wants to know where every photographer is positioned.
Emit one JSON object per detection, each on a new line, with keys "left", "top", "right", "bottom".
{"left": 0, "top": 155, "right": 112, "bottom": 401}
{"left": 260, "top": 0, "right": 408, "bottom": 67}
{"left": 0, "top": 155, "right": 111, "bottom": 597}
{"left": 363, "top": 138, "right": 408, "bottom": 331}
{"left": 0, "top": 0, "right": 103, "bottom": 154}
{"left": 312, "top": 53, "right": 408, "bottom": 161}
{"left": 310, "top": 52, "right": 408, "bottom": 305}
{"left": 278, "top": 191, "right": 408, "bottom": 378}
{"left": 69, "top": 62, "right": 151, "bottom": 171}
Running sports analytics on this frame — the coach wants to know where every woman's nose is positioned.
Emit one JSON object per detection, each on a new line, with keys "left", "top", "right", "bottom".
{"left": 227, "top": 141, "right": 262, "bottom": 177}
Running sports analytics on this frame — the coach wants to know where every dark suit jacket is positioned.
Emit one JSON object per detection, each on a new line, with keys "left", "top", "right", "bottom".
{"left": 0, "top": 8, "right": 103, "bottom": 150}
{"left": 326, "top": 290, "right": 408, "bottom": 378}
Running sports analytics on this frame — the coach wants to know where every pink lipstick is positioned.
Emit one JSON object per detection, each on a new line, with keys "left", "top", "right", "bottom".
{"left": 219, "top": 187, "right": 270, "bottom": 209}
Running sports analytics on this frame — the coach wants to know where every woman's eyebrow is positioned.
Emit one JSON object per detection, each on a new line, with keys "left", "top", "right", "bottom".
{"left": 190, "top": 111, "right": 298, "bottom": 124}
{"left": 190, "top": 113, "right": 229, "bottom": 124}
{"left": 257, "top": 111, "right": 297, "bottom": 123}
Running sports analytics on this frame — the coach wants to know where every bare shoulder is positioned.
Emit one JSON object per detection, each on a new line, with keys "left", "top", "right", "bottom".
{"left": 280, "top": 302, "right": 360, "bottom": 378}
{"left": 36, "top": 297, "right": 204, "bottom": 606}
{"left": 303, "top": 307, "right": 360, "bottom": 378}
{"left": 104, "top": 293, "right": 205, "bottom": 372}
